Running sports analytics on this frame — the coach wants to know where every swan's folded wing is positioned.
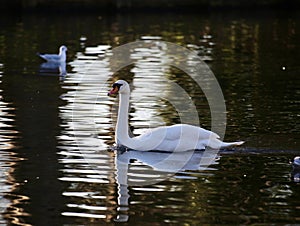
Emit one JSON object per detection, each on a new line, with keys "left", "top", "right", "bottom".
{"left": 132, "top": 124, "right": 218, "bottom": 151}
{"left": 132, "top": 126, "right": 176, "bottom": 150}
{"left": 39, "top": 54, "right": 61, "bottom": 62}
{"left": 209, "top": 131, "right": 220, "bottom": 139}
{"left": 138, "top": 124, "right": 214, "bottom": 141}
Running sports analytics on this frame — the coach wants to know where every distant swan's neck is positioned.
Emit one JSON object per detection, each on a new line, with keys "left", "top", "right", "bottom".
{"left": 116, "top": 93, "right": 131, "bottom": 145}
{"left": 59, "top": 51, "right": 66, "bottom": 61}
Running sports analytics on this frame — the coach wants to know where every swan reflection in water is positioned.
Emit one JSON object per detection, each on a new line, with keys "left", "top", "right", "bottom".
{"left": 113, "top": 148, "right": 219, "bottom": 222}
{"left": 38, "top": 61, "right": 67, "bottom": 78}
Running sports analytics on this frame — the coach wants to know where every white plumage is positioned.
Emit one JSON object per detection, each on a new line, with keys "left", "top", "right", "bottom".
{"left": 108, "top": 80, "right": 244, "bottom": 152}
{"left": 38, "top": 45, "right": 67, "bottom": 63}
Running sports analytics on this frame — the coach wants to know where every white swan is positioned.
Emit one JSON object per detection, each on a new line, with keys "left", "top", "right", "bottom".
{"left": 37, "top": 45, "right": 67, "bottom": 63}
{"left": 108, "top": 80, "right": 244, "bottom": 152}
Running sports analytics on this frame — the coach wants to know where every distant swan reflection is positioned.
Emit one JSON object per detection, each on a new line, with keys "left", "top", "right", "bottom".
{"left": 114, "top": 148, "right": 219, "bottom": 222}
{"left": 39, "top": 61, "right": 66, "bottom": 78}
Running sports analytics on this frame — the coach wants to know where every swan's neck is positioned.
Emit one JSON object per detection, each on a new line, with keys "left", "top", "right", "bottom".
{"left": 116, "top": 93, "right": 131, "bottom": 145}
{"left": 59, "top": 51, "right": 66, "bottom": 61}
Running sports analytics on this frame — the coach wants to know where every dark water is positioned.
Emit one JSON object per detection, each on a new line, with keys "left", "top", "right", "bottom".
{"left": 0, "top": 10, "right": 299, "bottom": 225}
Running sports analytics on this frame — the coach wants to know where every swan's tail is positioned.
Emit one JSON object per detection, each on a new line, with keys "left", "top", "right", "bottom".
{"left": 37, "top": 53, "right": 46, "bottom": 61}
{"left": 220, "top": 141, "right": 245, "bottom": 148}
{"left": 207, "top": 132, "right": 245, "bottom": 149}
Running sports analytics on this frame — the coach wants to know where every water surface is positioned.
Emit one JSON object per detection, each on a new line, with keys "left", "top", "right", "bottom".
{"left": 0, "top": 10, "right": 299, "bottom": 225}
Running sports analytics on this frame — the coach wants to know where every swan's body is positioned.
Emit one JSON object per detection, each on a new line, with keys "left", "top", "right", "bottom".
{"left": 38, "top": 45, "right": 67, "bottom": 63}
{"left": 108, "top": 80, "right": 244, "bottom": 152}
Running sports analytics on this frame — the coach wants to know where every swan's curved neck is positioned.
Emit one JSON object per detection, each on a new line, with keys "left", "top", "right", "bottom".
{"left": 59, "top": 51, "right": 66, "bottom": 61}
{"left": 116, "top": 93, "right": 131, "bottom": 145}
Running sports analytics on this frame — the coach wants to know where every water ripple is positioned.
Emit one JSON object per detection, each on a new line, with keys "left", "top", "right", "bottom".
{"left": 0, "top": 69, "right": 26, "bottom": 225}
{"left": 57, "top": 41, "right": 218, "bottom": 223}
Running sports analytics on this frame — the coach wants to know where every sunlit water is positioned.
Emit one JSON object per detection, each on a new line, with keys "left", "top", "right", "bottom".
{"left": 0, "top": 10, "right": 299, "bottom": 225}
{"left": 0, "top": 65, "right": 28, "bottom": 225}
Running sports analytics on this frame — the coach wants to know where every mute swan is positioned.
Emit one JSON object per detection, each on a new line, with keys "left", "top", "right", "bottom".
{"left": 108, "top": 80, "right": 244, "bottom": 152}
{"left": 37, "top": 45, "right": 67, "bottom": 63}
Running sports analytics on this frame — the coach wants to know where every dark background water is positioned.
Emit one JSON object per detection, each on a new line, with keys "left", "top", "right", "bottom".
{"left": 0, "top": 8, "right": 299, "bottom": 225}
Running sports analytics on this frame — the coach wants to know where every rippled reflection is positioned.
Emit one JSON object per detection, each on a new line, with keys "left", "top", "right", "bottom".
{"left": 0, "top": 11, "right": 297, "bottom": 225}
{"left": 57, "top": 38, "right": 221, "bottom": 223}
{"left": 58, "top": 44, "right": 117, "bottom": 223}
{"left": 0, "top": 66, "right": 27, "bottom": 225}
{"left": 38, "top": 61, "right": 67, "bottom": 78}
{"left": 56, "top": 23, "right": 300, "bottom": 223}
{"left": 114, "top": 149, "right": 218, "bottom": 222}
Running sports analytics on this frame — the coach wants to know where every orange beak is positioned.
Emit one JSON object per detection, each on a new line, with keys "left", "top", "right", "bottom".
{"left": 108, "top": 86, "right": 119, "bottom": 96}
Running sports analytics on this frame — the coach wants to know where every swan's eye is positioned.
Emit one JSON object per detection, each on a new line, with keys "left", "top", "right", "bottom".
{"left": 112, "top": 83, "right": 123, "bottom": 89}
{"left": 108, "top": 83, "right": 123, "bottom": 96}
{"left": 112, "top": 83, "right": 123, "bottom": 92}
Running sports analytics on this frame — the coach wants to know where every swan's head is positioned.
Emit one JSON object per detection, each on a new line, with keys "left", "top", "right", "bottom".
{"left": 59, "top": 45, "right": 68, "bottom": 53}
{"left": 108, "top": 80, "right": 130, "bottom": 96}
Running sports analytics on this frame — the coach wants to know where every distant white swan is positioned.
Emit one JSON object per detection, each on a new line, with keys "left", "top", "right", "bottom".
{"left": 108, "top": 80, "right": 244, "bottom": 152}
{"left": 37, "top": 45, "right": 67, "bottom": 62}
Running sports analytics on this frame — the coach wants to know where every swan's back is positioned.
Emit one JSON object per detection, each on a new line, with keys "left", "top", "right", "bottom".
{"left": 39, "top": 54, "right": 61, "bottom": 62}
{"left": 134, "top": 124, "right": 217, "bottom": 152}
